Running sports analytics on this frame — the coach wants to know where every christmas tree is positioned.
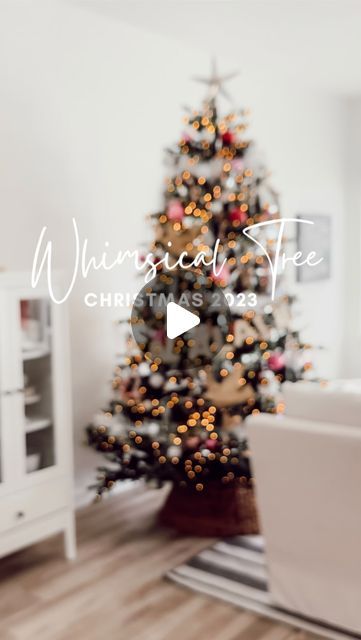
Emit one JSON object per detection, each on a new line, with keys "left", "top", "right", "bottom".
{"left": 87, "top": 63, "right": 310, "bottom": 503}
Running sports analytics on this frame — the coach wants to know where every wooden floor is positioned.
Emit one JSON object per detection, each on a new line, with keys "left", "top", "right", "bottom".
{"left": 0, "top": 485, "right": 323, "bottom": 640}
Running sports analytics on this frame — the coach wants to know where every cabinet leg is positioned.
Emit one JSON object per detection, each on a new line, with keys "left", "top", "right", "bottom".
{"left": 64, "top": 514, "right": 77, "bottom": 561}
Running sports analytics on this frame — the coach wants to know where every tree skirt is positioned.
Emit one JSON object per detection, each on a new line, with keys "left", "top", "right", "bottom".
{"left": 167, "top": 536, "right": 360, "bottom": 640}
{"left": 159, "top": 482, "right": 259, "bottom": 537}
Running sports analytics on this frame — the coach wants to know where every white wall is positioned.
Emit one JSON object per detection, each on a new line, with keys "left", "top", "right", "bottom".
{"left": 341, "top": 97, "right": 361, "bottom": 377}
{"left": 0, "top": 1, "right": 346, "bottom": 502}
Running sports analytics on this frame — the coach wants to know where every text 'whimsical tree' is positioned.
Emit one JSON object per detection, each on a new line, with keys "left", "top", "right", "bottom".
{"left": 87, "top": 64, "right": 311, "bottom": 535}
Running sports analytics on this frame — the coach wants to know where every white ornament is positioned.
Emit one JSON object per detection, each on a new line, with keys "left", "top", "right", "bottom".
{"left": 138, "top": 362, "right": 151, "bottom": 377}
{"left": 149, "top": 373, "right": 164, "bottom": 388}
{"left": 148, "top": 422, "right": 160, "bottom": 436}
{"left": 167, "top": 445, "right": 181, "bottom": 457}
{"left": 211, "top": 200, "right": 223, "bottom": 214}
{"left": 258, "top": 370, "right": 279, "bottom": 397}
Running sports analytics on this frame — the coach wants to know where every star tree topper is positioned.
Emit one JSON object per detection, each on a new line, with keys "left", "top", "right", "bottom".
{"left": 192, "top": 59, "right": 239, "bottom": 101}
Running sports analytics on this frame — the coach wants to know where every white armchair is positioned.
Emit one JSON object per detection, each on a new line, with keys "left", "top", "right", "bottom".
{"left": 282, "top": 379, "right": 361, "bottom": 427}
{"left": 246, "top": 381, "right": 361, "bottom": 636}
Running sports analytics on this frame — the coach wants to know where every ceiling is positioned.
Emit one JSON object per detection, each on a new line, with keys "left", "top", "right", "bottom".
{"left": 78, "top": 0, "right": 361, "bottom": 96}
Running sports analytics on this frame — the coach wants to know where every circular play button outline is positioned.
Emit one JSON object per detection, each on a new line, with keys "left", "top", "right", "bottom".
{"left": 130, "top": 269, "right": 231, "bottom": 368}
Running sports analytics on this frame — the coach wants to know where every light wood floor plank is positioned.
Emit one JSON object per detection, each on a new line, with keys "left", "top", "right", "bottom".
{"left": 258, "top": 623, "right": 298, "bottom": 640}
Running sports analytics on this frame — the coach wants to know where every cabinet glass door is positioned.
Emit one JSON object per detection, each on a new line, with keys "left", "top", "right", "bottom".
{"left": 0, "top": 290, "right": 9, "bottom": 486}
{"left": 0, "top": 408, "right": 3, "bottom": 483}
{"left": 19, "top": 298, "right": 55, "bottom": 474}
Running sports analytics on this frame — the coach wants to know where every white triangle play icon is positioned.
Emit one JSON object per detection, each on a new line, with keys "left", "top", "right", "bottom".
{"left": 166, "top": 302, "right": 200, "bottom": 339}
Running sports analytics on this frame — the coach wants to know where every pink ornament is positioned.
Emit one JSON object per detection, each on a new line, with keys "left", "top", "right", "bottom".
{"left": 181, "top": 131, "right": 192, "bottom": 143}
{"left": 268, "top": 353, "right": 286, "bottom": 372}
{"left": 166, "top": 200, "right": 184, "bottom": 221}
{"left": 212, "top": 262, "right": 231, "bottom": 286}
{"left": 231, "top": 158, "right": 244, "bottom": 173}
{"left": 228, "top": 207, "right": 248, "bottom": 224}
{"left": 205, "top": 438, "right": 219, "bottom": 451}
{"left": 153, "top": 328, "right": 166, "bottom": 344}
{"left": 185, "top": 436, "right": 201, "bottom": 449}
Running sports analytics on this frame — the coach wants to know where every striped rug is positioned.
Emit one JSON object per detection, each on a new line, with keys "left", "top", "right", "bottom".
{"left": 167, "top": 536, "right": 361, "bottom": 640}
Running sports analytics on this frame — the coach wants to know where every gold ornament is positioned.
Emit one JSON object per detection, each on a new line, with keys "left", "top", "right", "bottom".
{"left": 155, "top": 222, "right": 202, "bottom": 258}
{"left": 205, "top": 365, "right": 255, "bottom": 408}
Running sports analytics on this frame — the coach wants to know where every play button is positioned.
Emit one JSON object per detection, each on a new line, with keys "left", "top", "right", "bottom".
{"left": 130, "top": 269, "right": 231, "bottom": 367}
{"left": 166, "top": 302, "right": 200, "bottom": 339}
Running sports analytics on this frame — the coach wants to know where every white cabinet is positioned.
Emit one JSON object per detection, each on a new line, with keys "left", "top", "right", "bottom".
{"left": 0, "top": 273, "right": 76, "bottom": 560}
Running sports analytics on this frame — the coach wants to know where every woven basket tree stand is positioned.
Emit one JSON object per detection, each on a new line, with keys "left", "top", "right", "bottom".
{"left": 159, "top": 479, "right": 260, "bottom": 537}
